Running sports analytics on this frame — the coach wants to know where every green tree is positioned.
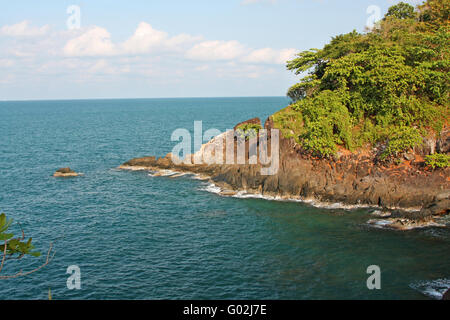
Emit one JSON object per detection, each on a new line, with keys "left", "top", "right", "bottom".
{"left": 385, "top": 2, "right": 416, "bottom": 20}
{"left": 418, "top": 0, "right": 450, "bottom": 29}
{"left": 279, "top": 0, "right": 449, "bottom": 159}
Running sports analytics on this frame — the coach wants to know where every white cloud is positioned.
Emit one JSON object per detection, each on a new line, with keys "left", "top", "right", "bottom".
{"left": 122, "top": 22, "right": 168, "bottom": 54}
{"left": 60, "top": 21, "right": 296, "bottom": 66}
{"left": 35, "top": 59, "right": 81, "bottom": 75}
{"left": 186, "top": 40, "right": 246, "bottom": 61}
{"left": 195, "top": 65, "right": 209, "bottom": 72}
{"left": 64, "top": 22, "right": 202, "bottom": 57}
{"left": 0, "top": 20, "right": 49, "bottom": 37}
{"left": 242, "top": 48, "right": 297, "bottom": 64}
{"left": 165, "top": 33, "right": 203, "bottom": 50}
{"left": 0, "top": 59, "right": 14, "bottom": 67}
{"left": 215, "top": 63, "right": 276, "bottom": 79}
{"left": 88, "top": 59, "right": 130, "bottom": 75}
{"left": 8, "top": 50, "right": 34, "bottom": 58}
{"left": 63, "top": 26, "right": 116, "bottom": 57}
{"left": 0, "top": 73, "right": 15, "bottom": 84}
{"left": 276, "top": 48, "right": 297, "bottom": 64}
{"left": 122, "top": 22, "right": 201, "bottom": 54}
{"left": 0, "top": 19, "right": 297, "bottom": 89}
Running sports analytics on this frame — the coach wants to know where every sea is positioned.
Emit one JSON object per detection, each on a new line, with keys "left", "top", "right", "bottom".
{"left": 0, "top": 97, "right": 449, "bottom": 300}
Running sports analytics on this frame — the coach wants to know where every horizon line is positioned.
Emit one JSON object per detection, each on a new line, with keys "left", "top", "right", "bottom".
{"left": 0, "top": 95, "right": 290, "bottom": 103}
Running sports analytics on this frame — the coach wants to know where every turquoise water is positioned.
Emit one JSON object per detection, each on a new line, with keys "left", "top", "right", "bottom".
{"left": 0, "top": 97, "right": 449, "bottom": 300}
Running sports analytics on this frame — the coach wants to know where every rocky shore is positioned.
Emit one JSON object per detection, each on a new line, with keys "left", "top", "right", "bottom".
{"left": 120, "top": 117, "right": 449, "bottom": 227}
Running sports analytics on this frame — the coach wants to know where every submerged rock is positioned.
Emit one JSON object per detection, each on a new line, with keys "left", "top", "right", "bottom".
{"left": 53, "top": 167, "right": 79, "bottom": 177}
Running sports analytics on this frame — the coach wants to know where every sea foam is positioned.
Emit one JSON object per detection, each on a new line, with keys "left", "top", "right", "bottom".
{"left": 199, "top": 181, "right": 377, "bottom": 211}
{"left": 410, "top": 278, "right": 450, "bottom": 300}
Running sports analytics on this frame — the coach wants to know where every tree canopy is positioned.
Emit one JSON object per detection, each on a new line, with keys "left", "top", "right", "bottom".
{"left": 274, "top": 0, "right": 449, "bottom": 160}
{"left": 385, "top": 2, "right": 416, "bottom": 20}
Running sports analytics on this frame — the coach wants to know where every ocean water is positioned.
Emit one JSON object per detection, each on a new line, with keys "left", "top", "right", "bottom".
{"left": 0, "top": 97, "right": 449, "bottom": 300}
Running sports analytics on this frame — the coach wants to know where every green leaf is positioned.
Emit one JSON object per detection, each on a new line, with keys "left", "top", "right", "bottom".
{"left": 30, "top": 251, "right": 41, "bottom": 257}
{"left": 0, "top": 233, "right": 14, "bottom": 241}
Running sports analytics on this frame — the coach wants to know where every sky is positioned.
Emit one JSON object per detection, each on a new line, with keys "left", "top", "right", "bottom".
{"left": 0, "top": 0, "right": 423, "bottom": 100}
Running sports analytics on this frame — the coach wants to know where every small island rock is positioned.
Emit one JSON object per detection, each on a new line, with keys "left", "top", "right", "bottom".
{"left": 53, "top": 167, "right": 79, "bottom": 177}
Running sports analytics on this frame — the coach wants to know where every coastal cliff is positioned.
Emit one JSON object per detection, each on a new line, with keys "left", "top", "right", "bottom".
{"left": 120, "top": 116, "right": 449, "bottom": 227}
{"left": 121, "top": 1, "right": 449, "bottom": 229}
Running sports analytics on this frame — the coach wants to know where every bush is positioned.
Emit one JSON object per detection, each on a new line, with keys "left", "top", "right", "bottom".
{"left": 271, "top": 106, "right": 304, "bottom": 142}
{"left": 291, "top": 90, "right": 353, "bottom": 157}
{"left": 380, "top": 127, "right": 423, "bottom": 160}
{"left": 236, "top": 123, "right": 262, "bottom": 140}
{"left": 425, "top": 153, "right": 450, "bottom": 169}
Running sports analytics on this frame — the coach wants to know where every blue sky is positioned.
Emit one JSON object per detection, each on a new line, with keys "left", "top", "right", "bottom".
{"left": 0, "top": 0, "right": 422, "bottom": 100}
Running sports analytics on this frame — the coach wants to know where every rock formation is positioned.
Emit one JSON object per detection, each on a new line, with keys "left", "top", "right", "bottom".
{"left": 120, "top": 117, "right": 449, "bottom": 224}
{"left": 53, "top": 168, "right": 79, "bottom": 178}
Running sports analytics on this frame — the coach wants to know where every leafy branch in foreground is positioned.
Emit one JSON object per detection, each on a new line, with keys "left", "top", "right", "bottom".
{"left": 0, "top": 213, "right": 54, "bottom": 280}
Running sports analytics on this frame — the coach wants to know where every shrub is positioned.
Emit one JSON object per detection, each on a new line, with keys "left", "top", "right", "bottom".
{"left": 291, "top": 90, "right": 353, "bottom": 157}
{"left": 236, "top": 123, "right": 262, "bottom": 140}
{"left": 380, "top": 127, "right": 423, "bottom": 160}
{"left": 425, "top": 153, "right": 450, "bottom": 169}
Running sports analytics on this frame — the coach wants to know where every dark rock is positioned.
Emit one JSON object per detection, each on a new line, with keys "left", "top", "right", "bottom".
{"left": 421, "top": 196, "right": 450, "bottom": 216}
{"left": 437, "top": 128, "right": 450, "bottom": 154}
{"left": 416, "top": 137, "right": 437, "bottom": 156}
{"left": 443, "top": 289, "right": 450, "bottom": 300}
{"left": 56, "top": 167, "right": 74, "bottom": 174}
{"left": 120, "top": 119, "right": 450, "bottom": 222}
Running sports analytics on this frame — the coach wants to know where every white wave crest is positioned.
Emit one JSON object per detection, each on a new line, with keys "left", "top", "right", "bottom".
{"left": 200, "top": 183, "right": 222, "bottom": 194}
{"left": 367, "top": 219, "right": 394, "bottom": 228}
{"left": 199, "top": 182, "right": 377, "bottom": 211}
{"left": 410, "top": 278, "right": 450, "bottom": 300}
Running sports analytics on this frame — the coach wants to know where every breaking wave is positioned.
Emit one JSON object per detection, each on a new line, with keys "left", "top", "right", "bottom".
{"left": 199, "top": 182, "right": 377, "bottom": 211}
{"left": 410, "top": 278, "right": 450, "bottom": 300}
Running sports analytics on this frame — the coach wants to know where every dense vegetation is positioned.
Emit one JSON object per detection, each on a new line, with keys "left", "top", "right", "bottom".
{"left": 236, "top": 123, "right": 262, "bottom": 140}
{"left": 426, "top": 153, "right": 450, "bottom": 168}
{"left": 274, "top": 0, "right": 449, "bottom": 161}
